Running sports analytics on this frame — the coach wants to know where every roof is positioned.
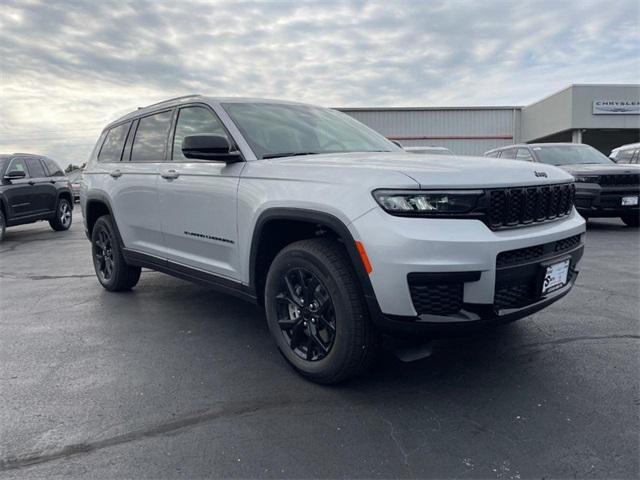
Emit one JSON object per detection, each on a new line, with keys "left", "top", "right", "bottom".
{"left": 106, "top": 95, "right": 315, "bottom": 130}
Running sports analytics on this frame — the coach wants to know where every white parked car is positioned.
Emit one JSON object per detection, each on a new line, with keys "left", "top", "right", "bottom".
{"left": 610, "top": 142, "right": 640, "bottom": 164}
{"left": 81, "top": 96, "right": 585, "bottom": 383}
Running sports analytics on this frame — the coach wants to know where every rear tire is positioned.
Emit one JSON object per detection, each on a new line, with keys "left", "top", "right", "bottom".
{"left": 264, "top": 238, "right": 378, "bottom": 384}
{"left": 91, "top": 215, "right": 141, "bottom": 291}
{"left": 621, "top": 213, "right": 639, "bottom": 228}
{"left": 49, "top": 198, "right": 72, "bottom": 231}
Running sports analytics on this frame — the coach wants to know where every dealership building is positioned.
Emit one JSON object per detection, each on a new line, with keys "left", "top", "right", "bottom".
{"left": 339, "top": 84, "right": 640, "bottom": 156}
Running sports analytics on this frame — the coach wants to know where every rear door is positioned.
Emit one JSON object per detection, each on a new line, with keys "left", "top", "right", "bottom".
{"left": 24, "top": 157, "right": 57, "bottom": 214}
{"left": 158, "top": 104, "right": 244, "bottom": 280}
{"left": 3, "top": 157, "right": 37, "bottom": 219}
{"left": 106, "top": 111, "right": 171, "bottom": 257}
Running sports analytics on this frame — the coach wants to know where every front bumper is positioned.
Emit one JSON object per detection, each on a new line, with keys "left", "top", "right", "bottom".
{"left": 574, "top": 184, "right": 640, "bottom": 217}
{"left": 349, "top": 208, "right": 586, "bottom": 334}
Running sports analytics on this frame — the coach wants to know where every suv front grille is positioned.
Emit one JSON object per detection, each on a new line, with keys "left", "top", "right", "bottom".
{"left": 598, "top": 174, "right": 640, "bottom": 187}
{"left": 409, "top": 282, "right": 463, "bottom": 316}
{"left": 487, "top": 183, "right": 575, "bottom": 229}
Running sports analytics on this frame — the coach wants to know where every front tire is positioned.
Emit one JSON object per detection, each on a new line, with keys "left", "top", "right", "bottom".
{"left": 264, "top": 238, "right": 378, "bottom": 384}
{"left": 621, "top": 213, "right": 639, "bottom": 228}
{"left": 91, "top": 215, "right": 141, "bottom": 291}
{"left": 49, "top": 198, "right": 72, "bottom": 231}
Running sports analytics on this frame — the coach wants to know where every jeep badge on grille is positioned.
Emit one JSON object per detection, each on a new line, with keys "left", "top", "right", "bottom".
{"left": 535, "top": 171, "right": 548, "bottom": 178}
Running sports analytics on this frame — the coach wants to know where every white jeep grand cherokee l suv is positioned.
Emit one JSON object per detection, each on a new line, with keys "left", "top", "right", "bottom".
{"left": 81, "top": 95, "right": 585, "bottom": 383}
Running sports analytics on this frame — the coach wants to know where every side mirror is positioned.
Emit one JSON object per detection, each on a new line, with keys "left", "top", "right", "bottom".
{"left": 4, "top": 170, "right": 26, "bottom": 180}
{"left": 182, "top": 135, "right": 243, "bottom": 162}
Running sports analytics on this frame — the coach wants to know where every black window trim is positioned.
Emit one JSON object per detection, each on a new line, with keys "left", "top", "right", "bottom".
{"left": 168, "top": 102, "right": 243, "bottom": 163}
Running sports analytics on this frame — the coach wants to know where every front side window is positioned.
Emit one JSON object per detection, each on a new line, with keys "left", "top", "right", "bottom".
{"left": 99, "top": 122, "right": 131, "bottom": 162}
{"left": 42, "top": 157, "right": 64, "bottom": 176}
{"left": 533, "top": 145, "right": 614, "bottom": 166}
{"left": 172, "top": 106, "right": 230, "bottom": 161}
{"left": 500, "top": 148, "right": 517, "bottom": 159}
{"left": 7, "top": 157, "right": 29, "bottom": 177}
{"left": 516, "top": 148, "right": 534, "bottom": 161}
{"left": 131, "top": 111, "right": 173, "bottom": 162}
{"left": 25, "top": 157, "right": 47, "bottom": 178}
{"left": 222, "top": 102, "right": 400, "bottom": 159}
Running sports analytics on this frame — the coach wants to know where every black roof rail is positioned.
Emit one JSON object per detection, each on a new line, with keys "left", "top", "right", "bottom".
{"left": 138, "top": 94, "right": 202, "bottom": 110}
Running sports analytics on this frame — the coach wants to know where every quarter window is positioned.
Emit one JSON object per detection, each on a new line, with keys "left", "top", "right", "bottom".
{"left": 131, "top": 111, "right": 173, "bottom": 162}
{"left": 99, "top": 123, "right": 131, "bottom": 162}
{"left": 172, "top": 106, "right": 230, "bottom": 161}
{"left": 25, "top": 157, "right": 47, "bottom": 177}
{"left": 42, "top": 157, "right": 64, "bottom": 176}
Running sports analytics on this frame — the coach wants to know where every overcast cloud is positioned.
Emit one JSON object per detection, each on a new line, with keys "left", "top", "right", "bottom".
{"left": 0, "top": 0, "right": 638, "bottom": 167}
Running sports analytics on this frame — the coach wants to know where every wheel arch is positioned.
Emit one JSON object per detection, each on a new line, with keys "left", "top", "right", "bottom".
{"left": 248, "top": 208, "right": 377, "bottom": 307}
{"left": 84, "top": 193, "right": 125, "bottom": 246}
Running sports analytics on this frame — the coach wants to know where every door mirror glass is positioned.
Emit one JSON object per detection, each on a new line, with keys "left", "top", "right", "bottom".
{"left": 5, "top": 170, "right": 26, "bottom": 179}
{"left": 182, "top": 135, "right": 242, "bottom": 162}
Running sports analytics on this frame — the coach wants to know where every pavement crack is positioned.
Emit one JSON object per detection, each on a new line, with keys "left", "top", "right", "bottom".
{"left": 380, "top": 415, "right": 411, "bottom": 468}
{"left": 0, "top": 396, "right": 307, "bottom": 472}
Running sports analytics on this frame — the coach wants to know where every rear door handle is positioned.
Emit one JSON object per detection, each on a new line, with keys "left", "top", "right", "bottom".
{"left": 110, "top": 169, "right": 122, "bottom": 178}
{"left": 28, "top": 180, "right": 36, "bottom": 185}
{"left": 161, "top": 169, "right": 180, "bottom": 180}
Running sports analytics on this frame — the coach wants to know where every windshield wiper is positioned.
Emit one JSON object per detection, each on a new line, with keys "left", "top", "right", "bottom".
{"left": 262, "top": 152, "right": 320, "bottom": 159}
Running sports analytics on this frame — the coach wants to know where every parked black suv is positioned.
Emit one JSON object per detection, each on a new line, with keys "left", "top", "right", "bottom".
{"left": 0, "top": 153, "right": 74, "bottom": 241}
{"left": 485, "top": 143, "right": 640, "bottom": 227}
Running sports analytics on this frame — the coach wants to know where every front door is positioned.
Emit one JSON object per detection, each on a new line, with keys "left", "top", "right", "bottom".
{"left": 3, "top": 157, "right": 38, "bottom": 220}
{"left": 158, "top": 105, "right": 243, "bottom": 280}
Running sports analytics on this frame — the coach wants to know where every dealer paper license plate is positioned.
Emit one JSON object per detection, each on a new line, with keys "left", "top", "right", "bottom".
{"left": 542, "top": 259, "right": 570, "bottom": 295}
{"left": 622, "top": 196, "right": 639, "bottom": 206}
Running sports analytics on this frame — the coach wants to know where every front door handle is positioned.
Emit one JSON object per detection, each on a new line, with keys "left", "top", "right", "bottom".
{"left": 161, "top": 169, "right": 180, "bottom": 180}
{"left": 110, "top": 169, "right": 122, "bottom": 178}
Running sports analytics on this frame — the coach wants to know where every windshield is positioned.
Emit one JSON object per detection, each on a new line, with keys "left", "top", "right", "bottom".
{"left": 222, "top": 102, "right": 400, "bottom": 159}
{"left": 533, "top": 145, "right": 614, "bottom": 166}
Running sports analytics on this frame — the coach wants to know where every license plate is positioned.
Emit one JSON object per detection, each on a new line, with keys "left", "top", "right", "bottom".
{"left": 622, "top": 196, "right": 639, "bottom": 206}
{"left": 542, "top": 259, "right": 570, "bottom": 295}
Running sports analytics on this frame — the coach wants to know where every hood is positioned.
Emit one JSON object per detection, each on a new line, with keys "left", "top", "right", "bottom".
{"left": 269, "top": 152, "right": 574, "bottom": 188}
{"left": 556, "top": 163, "right": 640, "bottom": 176}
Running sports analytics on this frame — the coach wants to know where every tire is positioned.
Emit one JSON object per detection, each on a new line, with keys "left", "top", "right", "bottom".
{"left": 0, "top": 210, "right": 5, "bottom": 242}
{"left": 621, "top": 213, "right": 639, "bottom": 228}
{"left": 49, "top": 198, "right": 73, "bottom": 231}
{"left": 91, "top": 215, "right": 141, "bottom": 291}
{"left": 264, "top": 238, "right": 378, "bottom": 384}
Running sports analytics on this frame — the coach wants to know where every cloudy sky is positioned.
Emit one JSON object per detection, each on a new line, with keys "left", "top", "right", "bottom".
{"left": 1, "top": 0, "right": 638, "bottom": 167}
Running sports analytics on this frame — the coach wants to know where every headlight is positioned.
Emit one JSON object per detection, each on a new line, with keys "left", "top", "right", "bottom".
{"left": 372, "top": 189, "right": 483, "bottom": 215}
{"left": 573, "top": 175, "right": 599, "bottom": 183}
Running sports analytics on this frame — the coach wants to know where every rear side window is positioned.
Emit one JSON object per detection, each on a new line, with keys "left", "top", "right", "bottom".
{"left": 485, "top": 151, "right": 500, "bottom": 158}
{"left": 25, "top": 157, "right": 47, "bottom": 177}
{"left": 42, "top": 157, "right": 64, "bottom": 176}
{"left": 172, "top": 106, "right": 230, "bottom": 161}
{"left": 131, "top": 111, "right": 173, "bottom": 162}
{"left": 99, "top": 123, "right": 131, "bottom": 162}
{"left": 516, "top": 148, "right": 534, "bottom": 161}
{"left": 500, "top": 148, "right": 517, "bottom": 159}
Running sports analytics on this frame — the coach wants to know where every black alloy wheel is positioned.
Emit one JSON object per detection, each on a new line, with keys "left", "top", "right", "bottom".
{"left": 275, "top": 267, "right": 337, "bottom": 361}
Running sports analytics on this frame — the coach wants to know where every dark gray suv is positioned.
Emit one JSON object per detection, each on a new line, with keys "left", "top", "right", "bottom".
{"left": 485, "top": 143, "right": 640, "bottom": 227}
{"left": 0, "top": 153, "right": 74, "bottom": 241}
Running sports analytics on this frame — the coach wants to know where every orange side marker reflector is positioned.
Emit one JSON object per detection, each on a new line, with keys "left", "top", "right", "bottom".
{"left": 355, "top": 241, "right": 373, "bottom": 274}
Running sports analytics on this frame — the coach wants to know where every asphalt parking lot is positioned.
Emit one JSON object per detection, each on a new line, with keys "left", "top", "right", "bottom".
{"left": 0, "top": 211, "right": 638, "bottom": 479}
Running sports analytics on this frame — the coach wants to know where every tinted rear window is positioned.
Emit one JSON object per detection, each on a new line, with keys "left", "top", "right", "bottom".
{"left": 42, "top": 157, "right": 64, "bottom": 176}
{"left": 131, "top": 111, "right": 173, "bottom": 162}
{"left": 99, "top": 123, "right": 131, "bottom": 162}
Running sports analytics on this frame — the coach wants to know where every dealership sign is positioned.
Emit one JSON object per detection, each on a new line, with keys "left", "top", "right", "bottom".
{"left": 592, "top": 100, "right": 640, "bottom": 114}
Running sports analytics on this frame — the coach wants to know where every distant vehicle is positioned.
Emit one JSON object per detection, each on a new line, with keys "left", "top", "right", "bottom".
{"left": 0, "top": 153, "right": 73, "bottom": 241}
{"left": 485, "top": 143, "right": 640, "bottom": 227}
{"left": 82, "top": 95, "right": 584, "bottom": 383}
{"left": 404, "top": 146, "right": 454, "bottom": 156}
{"left": 610, "top": 142, "right": 640, "bottom": 164}
{"left": 66, "top": 169, "right": 83, "bottom": 202}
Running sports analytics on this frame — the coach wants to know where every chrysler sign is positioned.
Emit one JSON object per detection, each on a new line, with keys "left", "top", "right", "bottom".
{"left": 592, "top": 100, "right": 640, "bottom": 115}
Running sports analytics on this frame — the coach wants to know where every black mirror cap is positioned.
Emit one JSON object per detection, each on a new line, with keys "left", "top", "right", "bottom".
{"left": 182, "top": 134, "right": 243, "bottom": 162}
{"left": 5, "top": 170, "right": 26, "bottom": 179}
